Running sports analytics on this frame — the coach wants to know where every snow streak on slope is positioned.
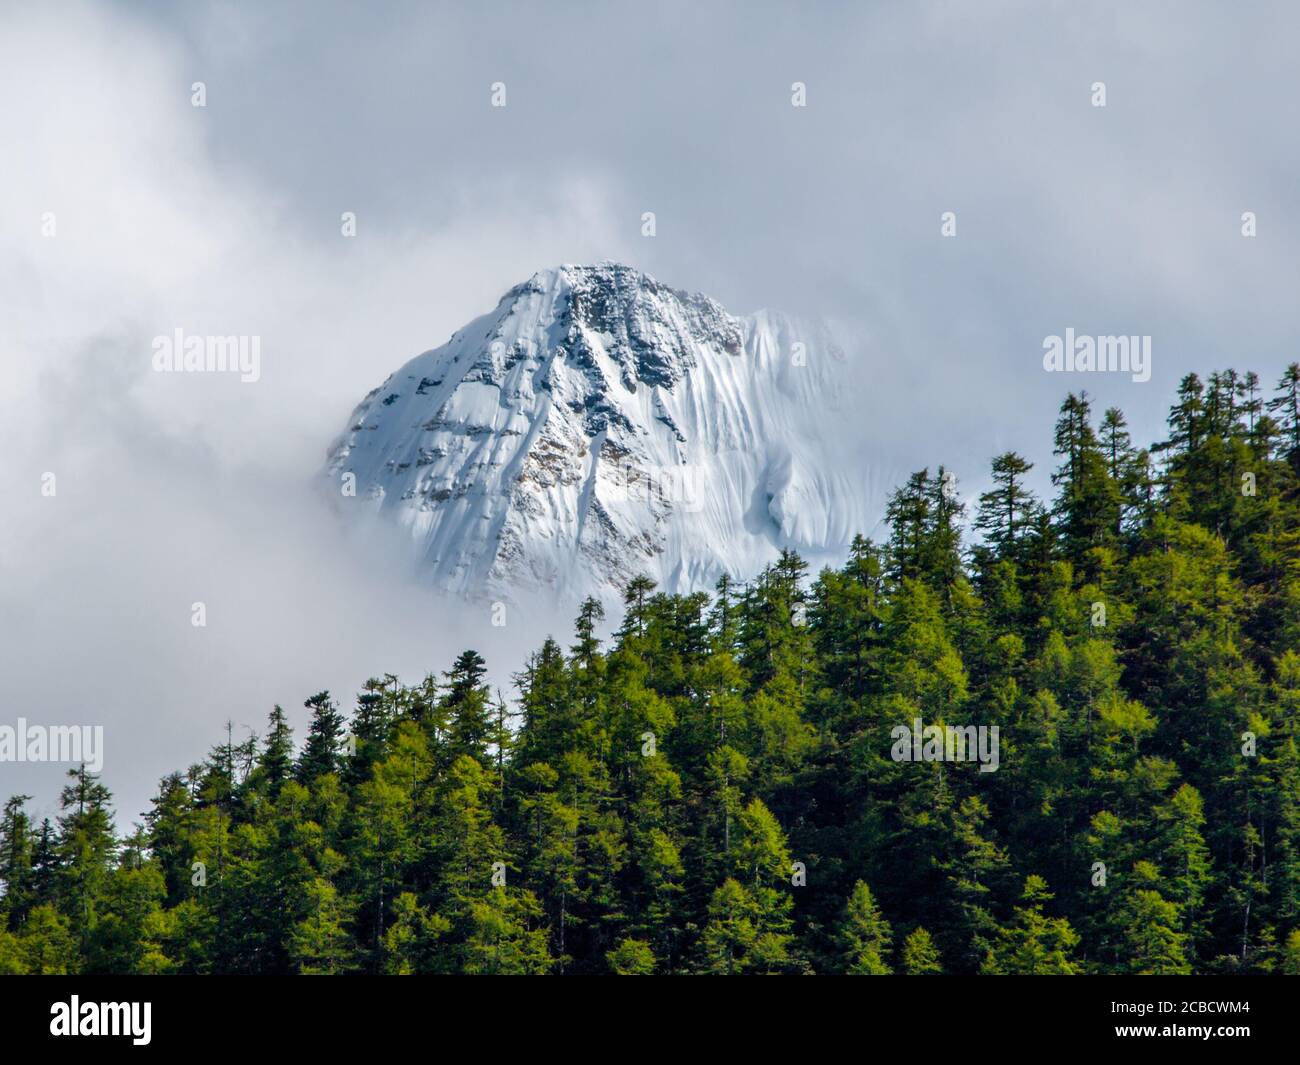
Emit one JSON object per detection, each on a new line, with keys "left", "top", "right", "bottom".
{"left": 324, "top": 263, "right": 871, "bottom": 603}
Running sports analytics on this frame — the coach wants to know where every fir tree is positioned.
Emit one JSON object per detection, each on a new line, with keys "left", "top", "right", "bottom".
{"left": 840, "top": 881, "right": 892, "bottom": 974}
{"left": 901, "top": 926, "right": 943, "bottom": 974}
{"left": 296, "top": 692, "right": 345, "bottom": 785}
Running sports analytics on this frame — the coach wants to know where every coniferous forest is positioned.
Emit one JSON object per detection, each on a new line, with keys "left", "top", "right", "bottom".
{"left": 6, "top": 370, "right": 1300, "bottom": 976}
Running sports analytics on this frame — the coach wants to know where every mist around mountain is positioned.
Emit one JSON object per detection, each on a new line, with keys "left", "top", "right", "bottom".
{"left": 324, "top": 263, "right": 869, "bottom": 604}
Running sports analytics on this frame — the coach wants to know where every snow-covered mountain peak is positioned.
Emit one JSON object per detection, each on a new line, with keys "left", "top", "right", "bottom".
{"left": 487, "top": 261, "right": 743, "bottom": 391}
{"left": 324, "top": 264, "right": 869, "bottom": 603}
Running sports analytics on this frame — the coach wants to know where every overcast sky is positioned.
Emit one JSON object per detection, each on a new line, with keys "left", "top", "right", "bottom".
{"left": 3, "top": 0, "right": 1298, "bottom": 824}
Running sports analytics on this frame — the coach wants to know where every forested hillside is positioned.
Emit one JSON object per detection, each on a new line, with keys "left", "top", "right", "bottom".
{"left": 5, "top": 369, "right": 1300, "bottom": 975}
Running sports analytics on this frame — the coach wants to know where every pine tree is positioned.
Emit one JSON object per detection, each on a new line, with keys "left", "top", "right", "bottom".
{"left": 462, "top": 887, "right": 553, "bottom": 974}
{"left": 257, "top": 705, "right": 294, "bottom": 797}
{"left": 1267, "top": 362, "right": 1300, "bottom": 471}
{"left": 10, "top": 904, "right": 79, "bottom": 974}
{"left": 442, "top": 651, "right": 492, "bottom": 765}
{"left": 382, "top": 892, "right": 449, "bottom": 974}
{"left": 901, "top": 926, "right": 942, "bottom": 974}
{"left": 1098, "top": 408, "right": 1141, "bottom": 535}
{"left": 1155, "top": 783, "right": 1213, "bottom": 950}
{"left": 0, "top": 796, "right": 35, "bottom": 929}
{"left": 708, "top": 573, "right": 739, "bottom": 652}
{"left": 345, "top": 677, "right": 397, "bottom": 785}
{"left": 1051, "top": 392, "right": 1119, "bottom": 565}
{"left": 289, "top": 877, "right": 355, "bottom": 975}
{"left": 980, "top": 875, "right": 1080, "bottom": 975}
{"left": 1119, "top": 862, "right": 1191, "bottom": 975}
{"left": 840, "top": 880, "right": 892, "bottom": 974}
{"left": 513, "top": 637, "right": 571, "bottom": 767}
{"left": 55, "top": 766, "right": 117, "bottom": 953}
{"left": 885, "top": 470, "right": 932, "bottom": 583}
{"left": 695, "top": 797, "right": 801, "bottom": 975}
{"left": 296, "top": 692, "right": 345, "bottom": 785}
{"left": 698, "top": 878, "right": 760, "bottom": 975}
{"left": 973, "top": 452, "right": 1039, "bottom": 560}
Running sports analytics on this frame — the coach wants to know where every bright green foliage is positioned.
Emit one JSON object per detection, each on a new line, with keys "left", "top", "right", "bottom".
{"left": 462, "top": 887, "right": 553, "bottom": 975}
{"left": 289, "top": 876, "right": 355, "bottom": 975}
{"left": 901, "top": 927, "right": 943, "bottom": 974}
{"left": 606, "top": 937, "right": 656, "bottom": 974}
{"left": 981, "top": 876, "right": 1080, "bottom": 974}
{"left": 382, "top": 892, "right": 449, "bottom": 974}
{"left": 1118, "top": 864, "right": 1192, "bottom": 975}
{"left": 840, "top": 881, "right": 892, "bottom": 974}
